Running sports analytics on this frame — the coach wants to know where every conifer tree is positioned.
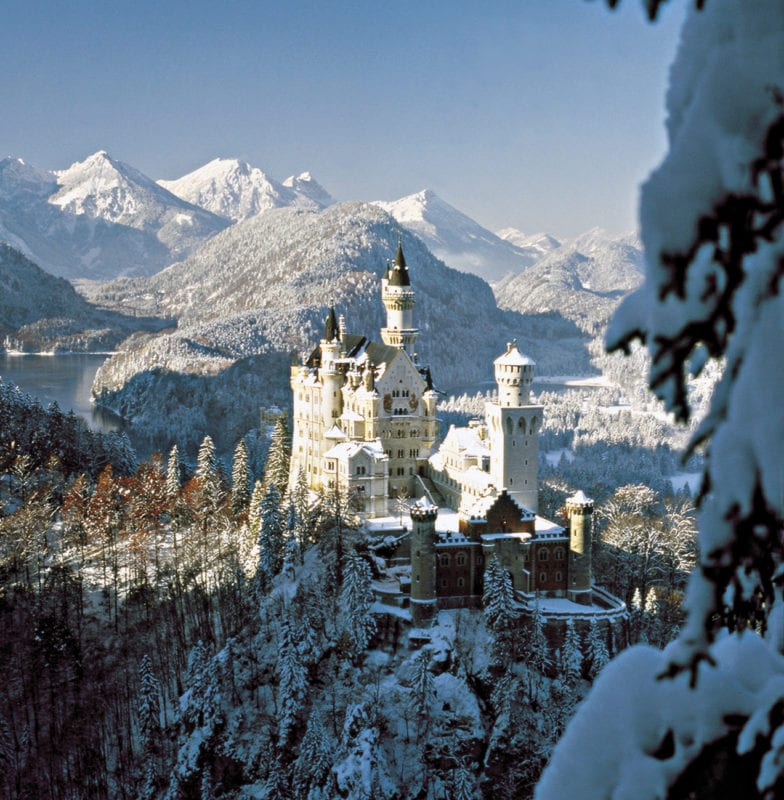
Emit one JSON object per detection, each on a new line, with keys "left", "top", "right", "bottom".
{"left": 282, "top": 501, "right": 302, "bottom": 575}
{"left": 265, "top": 415, "right": 291, "bottom": 492}
{"left": 410, "top": 650, "right": 436, "bottom": 741}
{"left": 138, "top": 654, "right": 161, "bottom": 798}
{"left": 276, "top": 614, "right": 308, "bottom": 744}
{"left": 560, "top": 619, "right": 583, "bottom": 687}
{"left": 291, "top": 467, "right": 312, "bottom": 547}
{"left": 586, "top": 618, "right": 610, "bottom": 680}
{"left": 195, "top": 435, "right": 223, "bottom": 516}
{"left": 256, "top": 483, "right": 284, "bottom": 592}
{"left": 166, "top": 444, "right": 181, "bottom": 500}
{"left": 231, "top": 439, "right": 251, "bottom": 518}
{"left": 340, "top": 552, "right": 377, "bottom": 660}
{"left": 483, "top": 554, "right": 518, "bottom": 632}
{"left": 248, "top": 478, "right": 264, "bottom": 535}
{"left": 293, "top": 713, "right": 334, "bottom": 797}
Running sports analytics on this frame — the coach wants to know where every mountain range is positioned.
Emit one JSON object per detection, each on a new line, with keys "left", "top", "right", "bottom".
{"left": 157, "top": 157, "right": 335, "bottom": 222}
{"left": 89, "top": 203, "right": 592, "bottom": 453}
{"left": 0, "top": 148, "right": 646, "bottom": 453}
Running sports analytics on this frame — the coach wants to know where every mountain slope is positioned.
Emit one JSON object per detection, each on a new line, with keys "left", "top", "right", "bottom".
{"left": 496, "top": 227, "right": 561, "bottom": 261}
{"left": 494, "top": 229, "right": 644, "bottom": 336}
{"left": 158, "top": 158, "right": 334, "bottom": 222}
{"left": 0, "top": 242, "right": 169, "bottom": 351}
{"left": 90, "top": 203, "right": 591, "bottom": 453}
{"left": 0, "top": 152, "right": 229, "bottom": 280}
{"left": 374, "top": 190, "right": 540, "bottom": 284}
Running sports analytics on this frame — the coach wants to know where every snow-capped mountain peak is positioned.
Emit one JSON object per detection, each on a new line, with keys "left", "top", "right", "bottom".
{"left": 496, "top": 227, "right": 561, "bottom": 259}
{"left": 159, "top": 159, "right": 334, "bottom": 222}
{"left": 282, "top": 171, "right": 335, "bottom": 209}
{"left": 374, "top": 189, "right": 544, "bottom": 284}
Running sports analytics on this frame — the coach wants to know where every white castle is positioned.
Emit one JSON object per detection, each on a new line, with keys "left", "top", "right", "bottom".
{"left": 289, "top": 239, "right": 541, "bottom": 516}
{"left": 290, "top": 241, "right": 607, "bottom": 623}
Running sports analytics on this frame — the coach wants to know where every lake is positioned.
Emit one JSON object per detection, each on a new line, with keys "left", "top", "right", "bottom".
{"left": 0, "top": 353, "right": 124, "bottom": 433}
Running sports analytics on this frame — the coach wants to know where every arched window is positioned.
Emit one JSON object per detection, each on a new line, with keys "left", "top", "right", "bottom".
{"left": 457, "top": 576, "right": 465, "bottom": 589}
{"left": 554, "top": 547, "right": 565, "bottom": 561}
{"left": 539, "top": 572, "right": 547, "bottom": 584}
{"left": 555, "top": 571, "right": 563, "bottom": 582}
{"left": 506, "top": 416, "right": 513, "bottom": 435}
{"left": 456, "top": 552, "right": 467, "bottom": 567}
{"left": 538, "top": 548, "right": 549, "bottom": 562}
{"left": 439, "top": 553, "right": 451, "bottom": 567}
{"left": 518, "top": 418, "right": 527, "bottom": 433}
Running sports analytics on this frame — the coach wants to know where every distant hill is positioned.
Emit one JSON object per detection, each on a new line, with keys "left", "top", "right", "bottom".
{"left": 496, "top": 227, "right": 561, "bottom": 261}
{"left": 0, "top": 242, "right": 169, "bottom": 351}
{"left": 91, "top": 202, "right": 591, "bottom": 454}
{"left": 0, "top": 152, "right": 228, "bottom": 280}
{"left": 374, "top": 190, "right": 544, "bottom": 284}
{"left": 158, "top": 158, "right": 334, "bottom": 222}
{"left": 494, "top": 228, "right": 644, "bottom": 336}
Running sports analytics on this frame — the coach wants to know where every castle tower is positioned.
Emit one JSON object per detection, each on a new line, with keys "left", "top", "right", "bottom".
{"left": 319, "top": 305, "right": 343, "bottom": 432}
{"left": 409, "top": 502, "right": 438, "bottom": 627}
{"left": 485, "top": 340, "right": 543, "bottom": 512}
{"left": 566, "top": 490, "right": 594, "bottom": 605}
{"left": 380, "top": 241, "right": 418, "bottom": 354}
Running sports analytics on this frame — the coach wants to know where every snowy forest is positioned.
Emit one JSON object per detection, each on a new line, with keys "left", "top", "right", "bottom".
{"left": 0, "top": 337, "right": 701, "bottom": 800}
{"left": 2, "top": 0, "right": 783, "bottom": 798}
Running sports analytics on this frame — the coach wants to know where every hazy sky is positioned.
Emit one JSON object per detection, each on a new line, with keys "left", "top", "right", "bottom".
{"left": 1, "top": 0, "right": 684, "bottom": 238}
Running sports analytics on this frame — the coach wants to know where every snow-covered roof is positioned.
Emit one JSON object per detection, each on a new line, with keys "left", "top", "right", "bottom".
{"left": 324, "top": 439, "right": 386, "bottom": 461}
{"left": 480, "top": 531, "right": 531, "bottom": 543}
{"left": 325, "top": 424, "right": 347, "bottom": 440}
{"left": 534, "top": 516, "right": 567, "bottom": 538}
{"left": 567, "top": 489, "right": 594, "bottom": 506}
{"left": 494, "top": 339, "right": 535, "bottom": 367}
{"left": 464, "top": 491, "right": 535, "bottom": 521}
{"left": 340, "top": 408, "right": 365, "bottom": 422}
{"left": 441, "top": 424, "right": 490, "bottom": 457}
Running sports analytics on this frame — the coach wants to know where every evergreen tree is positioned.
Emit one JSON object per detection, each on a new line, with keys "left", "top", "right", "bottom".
{"left": 410, "top": 650, "right": 436, "bottom": 741}
{"left": 256, "top": 483, "right": 284, "bottom": 592}
{"left": 231, "top": 439, "right": 251, "bottom": 517}
{"left": 586, "top": 618, "right": 610, "bottom": 680}
{"left": 524, "top": 601, "right": 549, "bottom": 703}
{"left": 265, "top": 415, "right": 291, "bottom": 492}
{"left": 293, "top": 713, "right": 334, "bottom": 797}
{"left": 277, "top": 614, "right": 308, "bottom": 743}
{"left": 560, "top": 619, "right": 583, "bottom": 687}
{"left": 291, "top": 467, "right": 312, "bottom": 548}
{"left": 451, "top": 763, "right": 478, "bottom": 800}
{"left": 340, "top": 552, "right": 377, "bottom": 660}
{"left": 483, "top": 554, "right": 518, "bottom": 632}
{"left": 138, "top": 654, "right": 161, "bottom": 797}
{"left": 282, "top": 501, "right": 302, "bottom": 575}
{"left": 166, "top": 444, "right": 181, "bottom": 500}
{"left": 248, "top": 478, "right": 264, "bottom": 532}
{"left": 195, "top": 435, "right": 223, "bottom": 516}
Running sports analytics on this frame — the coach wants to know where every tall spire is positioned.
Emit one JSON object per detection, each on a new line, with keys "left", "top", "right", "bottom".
{"left": 324, "top": 305, "right": 339, "bottom": 342}
{"left": 389, "top": 240, "right": 410, "bottom": 287}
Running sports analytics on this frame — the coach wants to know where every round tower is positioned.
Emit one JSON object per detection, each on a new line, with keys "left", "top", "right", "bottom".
{"left": 486, "top": 340, "right": 542, "bottom": 512}
{"left": 566, "top": 490, "right": 594, "bottom": 605}
{"left": 409, "top": 502, "right": 438, "bottom": 627}
{"left": 494, "top": 339, "right": 534, "bottom": 407}
{"left": 381, "top": 241, "right": 419, "bottom": 353}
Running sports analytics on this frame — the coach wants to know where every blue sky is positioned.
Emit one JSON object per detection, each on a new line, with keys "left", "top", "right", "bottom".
{"left": 1, "top": 0, "right": 684, "bottom": 238}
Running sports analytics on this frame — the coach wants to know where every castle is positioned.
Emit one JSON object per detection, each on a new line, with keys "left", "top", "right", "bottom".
{"left": 290, "top": 241, "right": 601, "bottom": 626}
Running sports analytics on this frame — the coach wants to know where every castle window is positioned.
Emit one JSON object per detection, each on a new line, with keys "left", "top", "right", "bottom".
{"left": 456, "top": 553, "right": 467, "bottom": 567}
{"left": 538, "top": 548, "right": 549, "bottom": 562}
{"left": 554, "top": 547, "right": 564, "bottom": 560}
{"left": 539, "top": 572, "right": 547, "bottom": 584}
{"left": 555, "top": 571, "right": 563, "bottom": 582}
{"left": 457, "top": 577, "right": 465, "bottom": 589}
{"left": 440, "top": 579, "right": 448, "bottom": 588}
{"left": 476, "top": 555, "right": 484, "bottom": 566}
{"left": 356, "top": 465, "right": 366, "bottom": 475}
{"left": 439, "top": 554, "right": 451, "bottom": 567}
{"left": 397, "top": 449, "right": 404, "bottom": 458}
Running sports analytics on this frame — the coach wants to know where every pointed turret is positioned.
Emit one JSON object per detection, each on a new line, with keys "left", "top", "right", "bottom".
{"left": 381, "top": 240, "right": 418, "bottom": 352}
{"left": 324, "top": 305, "right": 339, "bottom": 342}
{"left": 389, "top": 241, "right": 411, "bottom": 286}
